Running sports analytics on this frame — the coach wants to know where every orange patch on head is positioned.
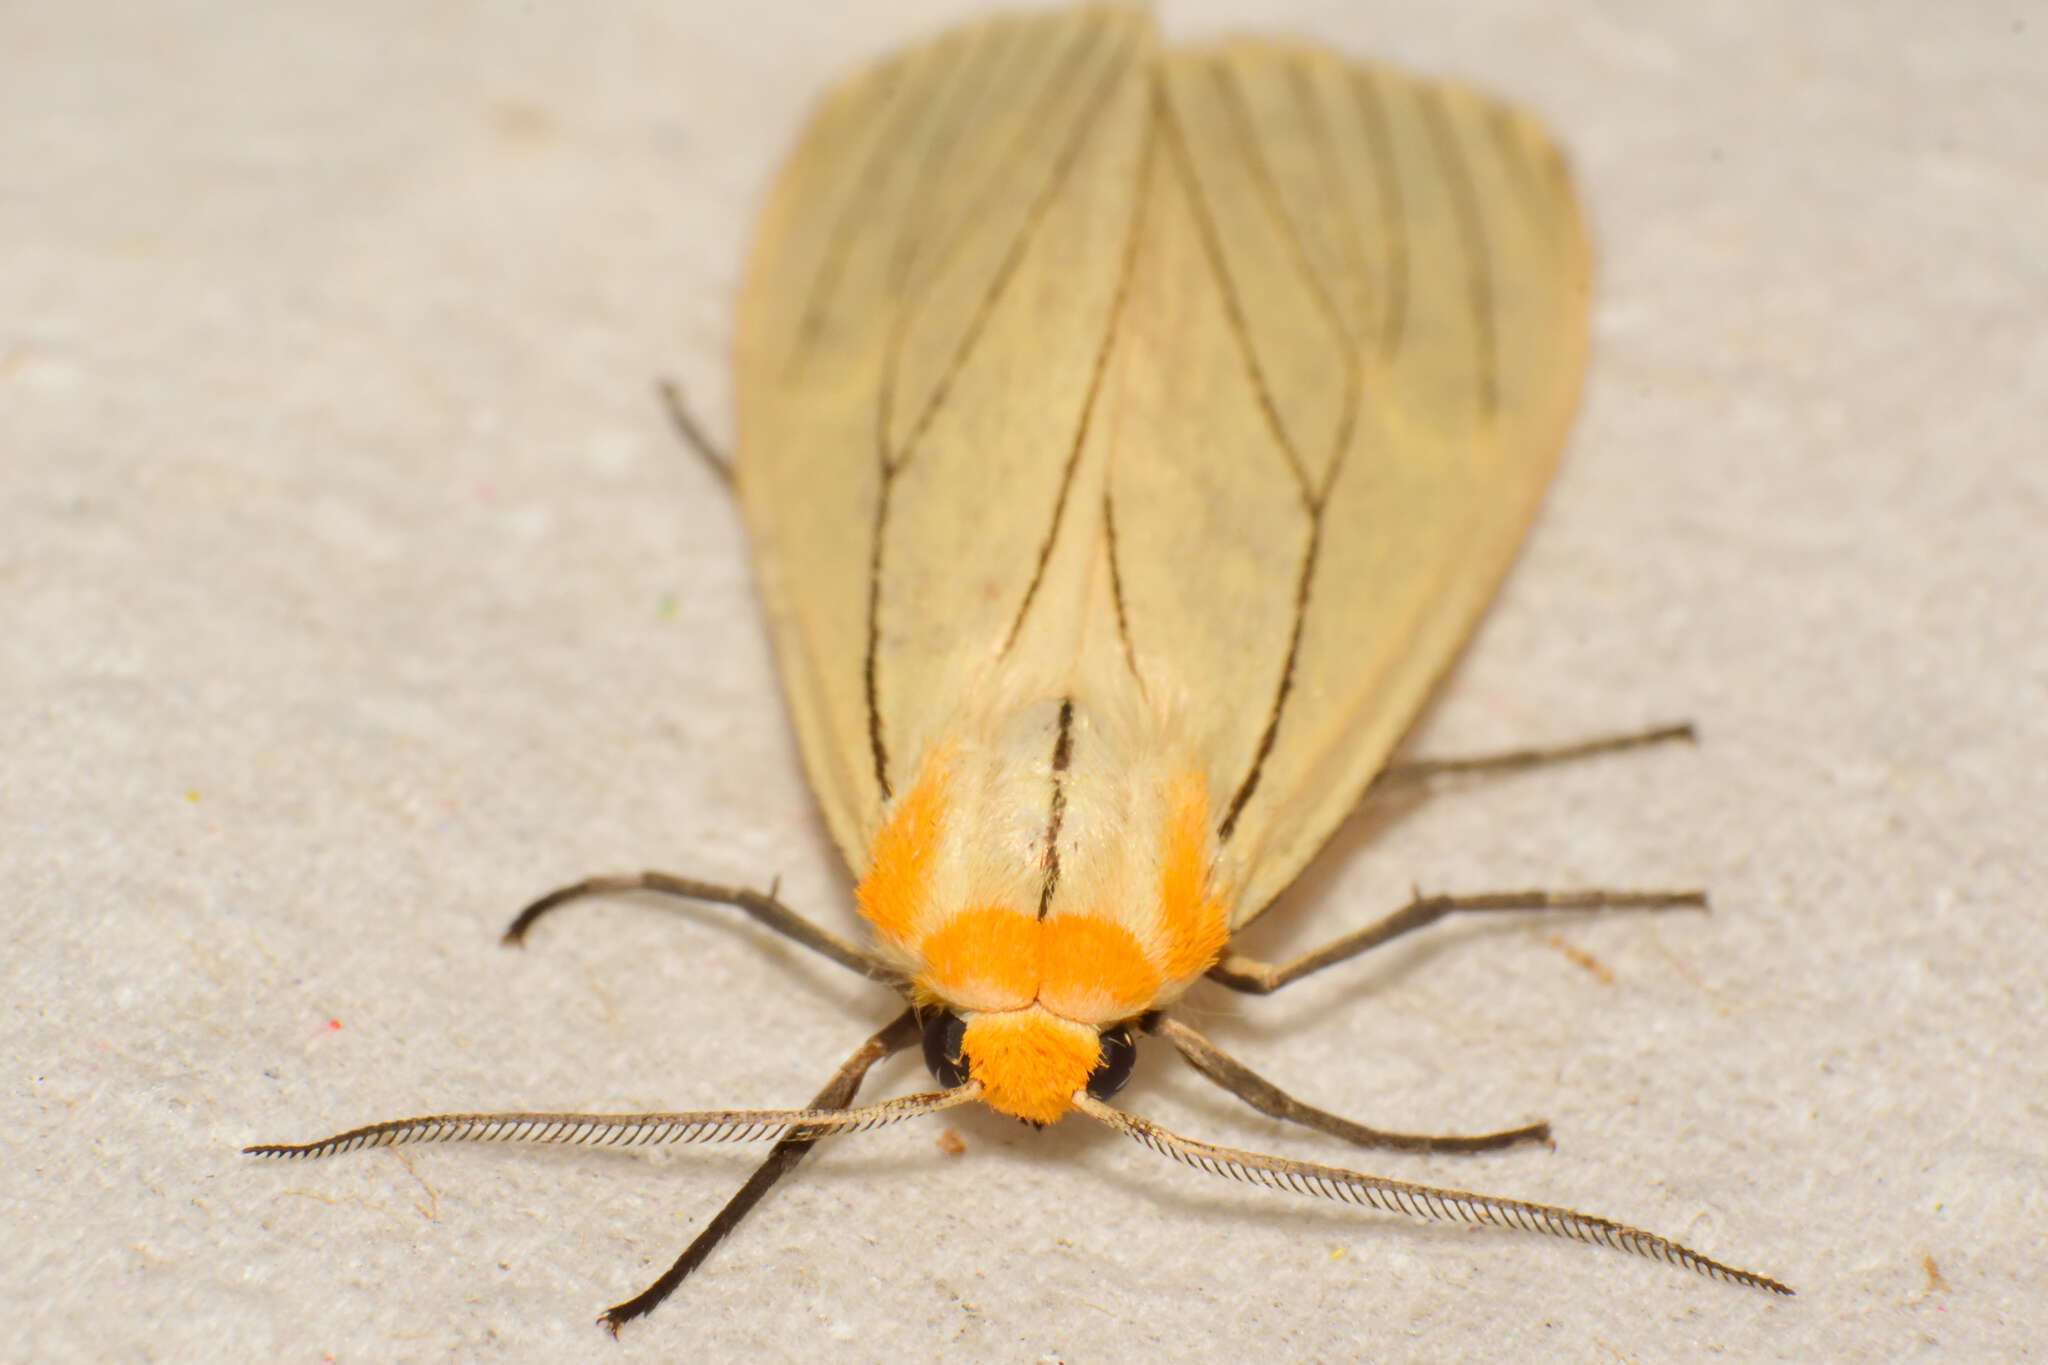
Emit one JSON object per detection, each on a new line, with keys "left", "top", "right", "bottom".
{"left": 855, "top": 747, "right": 953, "bottom": 950}
{"left": 919, "top": 906, "right": 1039, "bottom": 1010}
{"left": 1038, "top": 914, "right": 1161, "bottom": 1023}
{"left": 1156, "top": 769, "right": 1229, "bottom": 981}
{"left": 961, "top": 1009, "right": 1099, "bottom": 1125}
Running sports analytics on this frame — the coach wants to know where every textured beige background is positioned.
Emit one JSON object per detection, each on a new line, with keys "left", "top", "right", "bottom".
{"left": 5, "top": 2, "right": 2042, "bottom": 1361}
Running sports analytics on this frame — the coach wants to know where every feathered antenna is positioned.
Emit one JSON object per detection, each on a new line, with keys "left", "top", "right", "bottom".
{"left": 245, "top": 1083, "right": 981, "bottom": 1161}
{"left": 1072, "top": 1094, "right": 1792, "bottom": 1296}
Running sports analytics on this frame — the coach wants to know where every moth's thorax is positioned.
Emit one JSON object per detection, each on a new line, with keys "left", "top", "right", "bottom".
{"left": 856, "top": 694, "right": 1230, "bottom": 1121}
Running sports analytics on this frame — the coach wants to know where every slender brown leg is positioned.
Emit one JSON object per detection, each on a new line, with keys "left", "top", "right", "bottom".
{"left": 503, "top": 872, "right": 902, "bottom": 986}
{"left": 1150, "top": 1016, "right": 1548, "bottom": 1153}
{"left": 1372, "top": 721, "right": 1695, "bottom": 788}
{"left": 656, "top": 378, "right": 733, "bottom": 486}
{"left": 1208, "top": 888, "right": 1706, "bottom": 995}
{"left": 598, "top": 1009, "right": 920, "bottom": 1335}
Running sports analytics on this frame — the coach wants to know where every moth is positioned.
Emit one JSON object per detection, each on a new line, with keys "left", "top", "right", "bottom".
{"left": 250, "top": 4, "right": 1789, "bottom": 1331}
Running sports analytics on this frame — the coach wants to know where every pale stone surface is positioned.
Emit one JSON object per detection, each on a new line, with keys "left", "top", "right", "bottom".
{"left": 6, "top": 2, "right": 2040, "bottom": 1359}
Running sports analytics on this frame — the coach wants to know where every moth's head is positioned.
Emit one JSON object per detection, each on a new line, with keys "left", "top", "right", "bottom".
{"left": 919, "top": 1005, "right": 1138, "bottom": 1125}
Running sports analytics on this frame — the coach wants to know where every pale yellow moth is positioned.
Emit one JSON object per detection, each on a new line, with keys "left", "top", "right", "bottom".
{"left": 250, "top": 4, "right": 1790, "bottom": 1331}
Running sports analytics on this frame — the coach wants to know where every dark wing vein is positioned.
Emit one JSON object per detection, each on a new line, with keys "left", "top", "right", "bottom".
{"left": 1286, "top": 59, "right": 1377, "bottom": 355}
{"left": 860, "top": 21, "right": 1140, "bottom": 800}
{"left": 1192, "top": 57, "right": 1371, "bottom": 841}
{"left": 861, "top": 465, "right": 895, "bottom": 798}
{"left": 1219, "top": 391, "right": 1349, "bottom": 845}
{"left": 1218, "top": 513, "right": 1322, "bottom": 843}
{"left": 1482, "top": 102, "right": 1555, "bottom": 250}
{"left": 1155, "top": 88, "right": 1315, "bottom": 506}
{"left": 1000, "top": 80, "right": 1160, "bottom": 657}
{"left": 882, "top": 16, "right": 1083, "bottom": 343}
{"left": 885, "top": 22, "right": 1028, "bottom": 292}
{"left": 1210, "top": 58, "right": 1363, "bottom": 502}
{"left": 881, "top": 20, "right": 1135, "bottom": 473}
{"left": 1037, "top": 697, "right": 1076, "bottom": 918}
{"left": 788, "top": 58, "right": 918, "bottom": 366}
{"left": 1417, "top": 88, "right": 1498, "bottom": 418}
{"left": 1100, "top": 490, "right": 1144, "bottom": 695}
{"left": 1346, "top": 67, "right": 1408, "bottom": 359}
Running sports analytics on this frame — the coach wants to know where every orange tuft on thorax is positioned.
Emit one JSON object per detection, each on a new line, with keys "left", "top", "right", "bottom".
{"left": 855, "top": 746, "right": 953, "bottom": 950}
{"left": 920, "top": 906, "right": 1038, "bottom": 1010}
{"left": 1038, "top": 914, "right": 1161, "bottom": 1022}
{"left": 1154, "top": 769, "right": 1229, "bottom": 982}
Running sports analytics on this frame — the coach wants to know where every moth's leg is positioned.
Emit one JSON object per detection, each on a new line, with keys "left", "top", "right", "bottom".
{"left": 656, "top": 378, "right": 733, "bottom": 486}
{"left": 1149, "top": 1015, "right": 1547, "bottom": 1154}
{"left": 1373, "top": 721, "right": 1694, "bottom": 788}
{"left": 504, "top": 872, "right": 902, "bottom": 986}
{"left": 1213, "top": 724, "right": 1703, "bottom": 990}
{"left": 598, "top": 1009, "right": 920, "bottom": 1336}
{"left": 1207, "top": 888, "right": 1705, "bottom": 995}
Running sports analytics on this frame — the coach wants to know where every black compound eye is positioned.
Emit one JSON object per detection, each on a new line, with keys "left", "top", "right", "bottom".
{"left": 921, "top": 1010, "right": 970, "bottom": 1088}
{"left": 1085, "top": 1024, "right": 1138, "bottom": 1100}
